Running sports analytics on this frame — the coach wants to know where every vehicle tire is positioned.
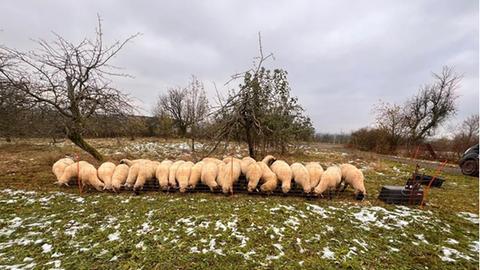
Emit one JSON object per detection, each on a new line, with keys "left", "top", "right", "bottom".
{"left": 460, "top": 159, "right": 479, "bottom": 177}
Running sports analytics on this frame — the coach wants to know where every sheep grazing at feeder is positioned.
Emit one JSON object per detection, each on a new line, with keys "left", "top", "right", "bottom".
{"left": 219, "top": 159, "right": 241, "bottom": 194}
{"left": 314, "top": 166, "right": 342, "bottom": 197}
{"left": 216, "top": 162, "right": 226, "bottom": 188}
{"left": 124, "top": 161, "right": 142, "bottom": 189}
{"left": 52, "top": 157, "right": 74, "bottom": 183}
{"left": 133, "top": 160, "right": 161, "bottom": 192}
{"left": 201, "top": 161, "right": 219, "bottom": 191}
{"left": 339, "top": 163, "right": 366, "bottom": 200}
{"left": 111, "top": 164, "right": 129, "bottom": 192}
{"left": 246, "top": 162, "right": 263, "bottom": 192}
{"left": 270, "top": 160, "right": 293, "bottom": 193}
{"left": 156, "top": 160, "right": 173, "bottom": 190}
{"left": 58, "top": 161, "right": 104, "bottom": 191}
{"left": 176, "top": 161, "right": 194, "bottom": 193}
{"left": 189, "top": 161, "right": 203, "bottom": 189}
{"left": 168, "top": 160, "right": 185, "bottom": 188}
{"left": 290, "top": 163, "right": 311, "bottom": 193}
{"left": 240, "top": 157, "right": 256, "bottom": 176}
{"left": 258, "top": 162, "right": 278, "bottom": 193}
{"left": 261, "top": 155, "right": 276, "bottom": 166}
{"left": 97, "top": 162, "right": 116, "bottom": 190}
{"left": 305, "top": 162, "right": 324, "bottom": 191}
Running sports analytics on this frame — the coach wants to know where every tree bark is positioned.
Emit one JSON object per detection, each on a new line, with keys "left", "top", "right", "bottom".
{"left": 67, "top": 129, "right": 103, "bottom": 161}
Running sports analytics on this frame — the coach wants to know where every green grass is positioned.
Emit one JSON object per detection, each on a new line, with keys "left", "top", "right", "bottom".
{"left": 0, "top": 189, "right": 478, "bottom": 269}
{"left": 0, "top": 139, "right": 478, "bottom": 269}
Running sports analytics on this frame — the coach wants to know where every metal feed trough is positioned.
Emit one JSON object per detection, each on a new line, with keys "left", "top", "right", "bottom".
{"left": 378, "top": 162, "right": 446, "bottom": 206}
{"left": 66, "top": 176, "right": 361, "bottom": 200}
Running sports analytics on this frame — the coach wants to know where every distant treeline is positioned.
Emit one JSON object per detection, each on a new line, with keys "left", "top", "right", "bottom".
{"left": 313, "top": 133, "right": 351, "bottom": 144}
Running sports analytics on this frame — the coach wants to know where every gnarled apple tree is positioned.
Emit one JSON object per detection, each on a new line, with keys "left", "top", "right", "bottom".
{"left": 0, "top": 17, "right": 138, "bottom": 160}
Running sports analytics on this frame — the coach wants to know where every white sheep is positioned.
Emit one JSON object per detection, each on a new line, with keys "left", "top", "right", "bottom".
{"left": 305, "top": 162, "right": 324, "bottom": 192}
{"left": 133, "top": 160, "right": 160, "bottom": 192}
{"left": 258, "top": 162, "right": 278, "bottom": 193}
{"left": 201, "top": 161, "right": 219, "bottom": 191}
{"left": 156, "top": 160, "right": 173, "bottom": 190}
{"left": 111, "top": 164, "right": 129, "bottom": 192}
{"left": 176, "top": 161, "right": 194, "bottom": 193}
{"left": 52, "top": 157, "right": 74, "bottom": 184}
{"left": 246, "top": 162, "right": 263, "bottom": 192}
{"left": 168, "top": 160, "right": 185, "bottom": 188}
{"left": 270, "top": 160, "right": 293, "bottom": 193}
{"left": 58, "top": 161, "right": 104, "bottom": 191}
{"left": 290, "top": 163, "right": 311, "bottom": 193}
{"left": 339, "top": 163, "right": 366, "bottom": 200}
{"left": 216, "top": 162, "right": 226, "bottom": 188}
{"left": 189, "top": 161, "right": 203, "bottom": 189}
{"left": 97, "top": 162, "right": 116, "bottom": 190}
{"left": 314, "top": 166, "right": 342, "bottom": 197}
{"left": 240, "top": 156, "right": 256, "bottom": 176}
{"left": 124, "top": 161, "right": 142, "bottom": 189}
{"left": 218, "top": 159, "right": 241, "bottom": 194}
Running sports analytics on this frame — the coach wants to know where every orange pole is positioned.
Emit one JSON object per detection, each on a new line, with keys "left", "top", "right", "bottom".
{"left": 75, "top": 154, "right": 83, "bottom": 194}
{"left": 420, "top": 160, "right": 447, "bottom": 208}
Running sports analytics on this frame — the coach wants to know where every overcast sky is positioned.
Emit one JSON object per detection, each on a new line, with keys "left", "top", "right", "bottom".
{"left": 1, "top": 0, "right": 478, "bottom": 134}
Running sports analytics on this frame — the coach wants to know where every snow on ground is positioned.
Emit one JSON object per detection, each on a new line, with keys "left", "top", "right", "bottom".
{"left": 457, "top": 212, "right": 479, "bottom": 224}
{"left": 0, "top": 188, "right": 477, "bottom": 268}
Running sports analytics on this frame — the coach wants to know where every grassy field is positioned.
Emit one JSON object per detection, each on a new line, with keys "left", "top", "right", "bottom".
{"left": 0, "top": 138, "right": 478, "bottom": 269}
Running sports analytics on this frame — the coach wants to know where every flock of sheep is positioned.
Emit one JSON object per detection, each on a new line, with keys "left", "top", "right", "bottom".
{"left": 52, "top": 155, "right": 367, "bottom": 199}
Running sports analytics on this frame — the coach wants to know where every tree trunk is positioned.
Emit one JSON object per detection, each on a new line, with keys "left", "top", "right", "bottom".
{"left": 245, "top": 126, "right": 255, "bottom": 158}
{"left": 67, "top": 130, "right": 103, "bottom": 161}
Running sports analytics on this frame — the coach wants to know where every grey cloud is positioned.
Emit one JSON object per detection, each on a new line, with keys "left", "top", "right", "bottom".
{"left": 0, "top": 0, "right": 477, "bottom": 133}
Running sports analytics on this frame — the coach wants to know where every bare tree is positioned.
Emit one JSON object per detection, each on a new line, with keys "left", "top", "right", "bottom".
{"left": 403, "top": 66, "right": 460, "bottom": 144}
{"left": 373, "top": 101, "right": 406, "bottom": 152}
{"left": 0, "top": 17, "right": 138, "bottom": 160}
{"left": 154, "top": 76, "right": 209, "bottom": 145}
{"left": 452, "top": 114, "right": 479, "bottom": 156}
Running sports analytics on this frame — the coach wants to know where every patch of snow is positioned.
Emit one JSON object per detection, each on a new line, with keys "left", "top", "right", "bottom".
{"left": 284, "top": 216, "right": 300, "bottom": 230}
{"left": 439, "top": 247, "right": 473, "bottom": 262}
{"left": 446, "top": 239, "right": 459, "bottom": 245}
{"left": 305, "top": 203, "right": 329, "bottom": 218}
{"left": 107, "top": 231, "right": 121, "bottom": 241}
{"left": 215, "top": 220, "right": 227, "bottom": 231}
{"left": 41, "top": 243, "right": 52, "bottom": 253}
{"left": 266, "top": 243, "right": 284, "bottom": 260}
{"left": 352, "top": 239, "right": 369, "bottom": 250}
{"left": 321, "top": 247, "right": 335, "bottom": 260}
{"left": 135, "top": 241, "right": 146, "bottom": 250}
{"left": 470, "top": 241, "right": 479, "bottom": 253}
{"left": 457, "top": 212, "right": 479, "bottom": 224}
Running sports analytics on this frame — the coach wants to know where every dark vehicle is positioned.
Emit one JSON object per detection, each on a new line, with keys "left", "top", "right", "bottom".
{"left": 459, "top": 144, "right": 479, "bottom": 177}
